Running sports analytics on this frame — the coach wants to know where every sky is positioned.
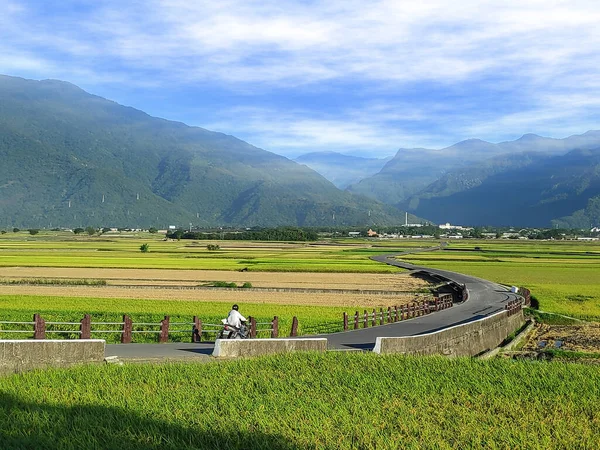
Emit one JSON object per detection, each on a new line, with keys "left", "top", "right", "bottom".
{"left": 1, "top": 0, "right": 599, "bottom": 158}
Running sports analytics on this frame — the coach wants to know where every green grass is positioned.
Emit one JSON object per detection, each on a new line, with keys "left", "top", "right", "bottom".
{"left": 0, "top": 295, "right": 353, "bottom": 342}
{"left": 1, "top": 353, "right": 600, "bottom": 449}
{"left": 0, "top": 236, "right": 410, "bottom": 272}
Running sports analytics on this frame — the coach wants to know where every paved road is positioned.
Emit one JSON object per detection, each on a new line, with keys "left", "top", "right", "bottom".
{"left": 106, "top": 250, "right": 521, "bottom": 358}
{"left": 322, "top": 255, "right": 520, "bottom": 350}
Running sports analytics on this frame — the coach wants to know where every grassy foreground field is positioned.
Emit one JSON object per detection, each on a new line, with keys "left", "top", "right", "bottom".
{"left": 1, "top": 353, "right": 599, "bottom": 449}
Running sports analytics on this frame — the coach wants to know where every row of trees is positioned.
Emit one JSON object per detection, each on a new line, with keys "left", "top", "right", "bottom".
{"left": 167, "top": 227, "right": 319, "bottom": 242}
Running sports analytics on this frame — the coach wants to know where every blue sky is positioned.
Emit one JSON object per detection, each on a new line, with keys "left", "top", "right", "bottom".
{"left": 1, "top": 0, "right": 599, "bottom": 158}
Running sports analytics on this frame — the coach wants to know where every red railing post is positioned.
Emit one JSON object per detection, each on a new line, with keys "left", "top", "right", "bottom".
{"left": 343, "top": 312, "right": 348, "bottom": 331}
{"left": 192, "top": 316, "right": 202, "bottom": 343}
{"left": 290, "top": 316, "right": 298, "bottom": 337}
{"left": 354, "top": 311, "right": 359, "bottom": 329}
{"left": 159, "top": 315, "right": 170, "bottom": 343}
{"left": 249, "top": 316, "right": 257, "bottom": 338}
{"left": 271, "top": 316, "right": 279, "bottom": 338}
{"left": 33, "top": 314, "right": 46, "bottom": 340}
{"left": 121, "top": 315, "right": 132, "bottom": 343}
{"left": 80, "top": 314, "right": 91, "bottom": 339}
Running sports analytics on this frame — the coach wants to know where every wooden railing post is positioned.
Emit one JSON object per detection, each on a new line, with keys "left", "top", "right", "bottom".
{"left": 363, "top": 310, "right": 368, "bottom": 328}
{"left": 249, "top": 316, "right": 257, "bottom": 338}
{"left": 372, "top": 309, "right": 376, "bottom": 327}
{"left": 379, "top": 308, "right": 384, "bottom": 325}
{"left": 33, "top": 314, "right": 45, "bottom": 340}
{"left": 80, "top": 314, "right": 91, "bottom": 339}
{"left": 395, "top": 306, "right": 399, "bottom": 322}
{"left": 354, "top": 311, "right": 359, "bottom": 329}
{"left": 121, "top": 315, "right": 132, "bottom": 343}
{"left": 343, "top": 312, "right": 348, "bottom": 331}
{"left": 159, "top": 315, "right": 170, "bottom": 343}
{"left": 192, "top": 316, "right": 202, "bottom": 343}
{"left": 387, "top": 307, "right": 392, "bottom": 323}
{"left": 271, "top": 316, "right": 279, "bottom": 338}
{"left": 290, "top": 316, "right": 298, "bottom": 337}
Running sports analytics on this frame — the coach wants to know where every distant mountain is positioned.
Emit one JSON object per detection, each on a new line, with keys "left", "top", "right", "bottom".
{"left": 294, "top": 152, "right": 392, "bottom": 189}
{"left": 347, "top": 132, "right": 600, "bottom": 206}
{"left": 0, "top": 75, "right": 417, "bottom": 228}
{"left": 402, "top": 148, "right": 600, "bottom": 227}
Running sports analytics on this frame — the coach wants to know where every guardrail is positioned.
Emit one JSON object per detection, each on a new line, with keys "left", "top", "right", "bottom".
{"left": 0, "top": 314, "right": 285, "bottom": 343}
{"left": 301, "top": 294, "right": 454, "bottom": 335}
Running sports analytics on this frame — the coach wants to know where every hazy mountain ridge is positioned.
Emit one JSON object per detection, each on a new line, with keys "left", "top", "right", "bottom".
{"left": 0, "top": 74, "right": 416, "bottom": 228}
{"left": 347, "top": 131, "right": 600, "bottom": 207}
{"left": 294, "top": 151, "right": 392, "bottom": 189}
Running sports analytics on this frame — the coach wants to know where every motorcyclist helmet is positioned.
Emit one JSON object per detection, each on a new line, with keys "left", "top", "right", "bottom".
{"left": 232, "top": 304, "right": 239, "bottom": 311}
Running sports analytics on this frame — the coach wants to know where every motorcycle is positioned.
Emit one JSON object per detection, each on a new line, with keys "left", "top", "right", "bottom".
{"left": 217, "top": 319, "right": 249, "bottom": 339}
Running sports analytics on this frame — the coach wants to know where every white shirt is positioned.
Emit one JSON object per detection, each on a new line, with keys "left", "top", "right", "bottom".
{"left": 226, "top": 310, "right": 247, "bottom": 329}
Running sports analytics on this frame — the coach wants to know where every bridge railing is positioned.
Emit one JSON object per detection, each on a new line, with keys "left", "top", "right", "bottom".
{"left": 301, "top": 294, "right": 454, "bottom": 335}
{"left": 0, "top": 314, "right": 283, "bottom": 343}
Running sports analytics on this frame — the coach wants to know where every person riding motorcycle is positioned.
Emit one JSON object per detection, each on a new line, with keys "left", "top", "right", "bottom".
{"left": 225, "top": 304, "right": 248, "bottom": 338}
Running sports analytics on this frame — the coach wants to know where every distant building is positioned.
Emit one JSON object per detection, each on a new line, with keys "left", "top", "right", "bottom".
{"left": 367, "top": 229, "right": 378, "bottom": 237}
{"left": 348, "top": 231, "right": 361, "bottom": 238}
{"left": 439, "top": 222, "right": 471, "bottom": 231}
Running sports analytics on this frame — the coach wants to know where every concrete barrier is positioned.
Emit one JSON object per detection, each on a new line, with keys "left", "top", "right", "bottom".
{"left": 0, "top": 340, "right": 106, "bottom": 376}
{"left": 373, "top": 310, "right": 524, "bottom": 357}
{"left": 212, "top": 338, "right": 327, "bottom": 358}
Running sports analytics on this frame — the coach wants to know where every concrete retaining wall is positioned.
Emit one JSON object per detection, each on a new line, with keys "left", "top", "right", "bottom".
{"left": 373, "top": 310, "right": 524, "bottom": 357}
{"left": 0, "top": 340, "right": 106, "bottom": 376}
{"left": 213, "top": 338, "right": 327, "bottom": 358}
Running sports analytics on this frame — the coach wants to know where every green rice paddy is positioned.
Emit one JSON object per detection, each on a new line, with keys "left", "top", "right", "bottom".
{"left": 1, "top": 353, "right": 599, "bottom": 449}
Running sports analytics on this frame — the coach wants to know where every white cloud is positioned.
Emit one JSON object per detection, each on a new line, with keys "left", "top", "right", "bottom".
{"left": 1, "top": 0, "right": 599, "bottom": 154}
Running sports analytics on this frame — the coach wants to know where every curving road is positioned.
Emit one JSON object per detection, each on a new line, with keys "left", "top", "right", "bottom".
{"left": 106, "top": 249, "right": 521, "bottom": 359}
{"left": 322, "top": 254, "right": 520, "bottom": 350}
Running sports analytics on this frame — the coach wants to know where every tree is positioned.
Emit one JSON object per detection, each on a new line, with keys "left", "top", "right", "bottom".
{"left": 12, "top": 228, "right": 19, "bottom": 233}
{"left": 85, "top": 226, "right": 96, "bottom": 236}
{"left": 140, "top": 243, "right": 150, "bottom": 253}
{"left": 148, "top": 227, "right": 158, "bottom": 234}
{"left": 28, "top": 229, "right": 39, "bottom": 235}
{"left": 73, "top": 228, "right": 85, "bottom": 234}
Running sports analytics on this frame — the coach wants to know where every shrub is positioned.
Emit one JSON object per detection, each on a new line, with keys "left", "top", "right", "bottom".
{"left": 28, "top": 229, "right": 39, "bottom": 235}
{"left": 207, "top": 244, "right": 220, "bottom": 251}
{"left": 241, "top": 282, "right": 253, "bottom": 289}
{"left": 12, "top": 228, "right": 19, "bottom": 233}
{"left": 140, "top": 243, "right": 150, "bottom": 253}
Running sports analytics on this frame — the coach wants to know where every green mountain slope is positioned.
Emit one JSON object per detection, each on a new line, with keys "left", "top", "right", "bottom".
{"left": 348, "top": 132, "right": 600, "bottom": 206}
{"left": 0, "top": 75, "right": 413, "bottom": 228}
{"left": 402, "top": 148, "right": 600, "bottom": 227}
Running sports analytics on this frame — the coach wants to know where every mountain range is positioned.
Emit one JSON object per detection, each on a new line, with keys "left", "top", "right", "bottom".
{"left": 2, "top": 73, "right": 599, "bottom": 229}
{"left": 300, "top": 132, "right": 600, "bottom": 228}
{"left": 0, "top": 74, "right": 416, "bottom": 229}
{"left": 294, "top": 152, "right": 391, "bottom": 189}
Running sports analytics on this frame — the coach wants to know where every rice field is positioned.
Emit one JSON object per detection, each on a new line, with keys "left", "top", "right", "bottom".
{"left": 1, "top": 353, "right": 599, "bottom": 449}
{"left": 0, "top": 234, "right": 408, "bottom": 272}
